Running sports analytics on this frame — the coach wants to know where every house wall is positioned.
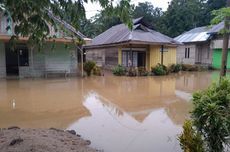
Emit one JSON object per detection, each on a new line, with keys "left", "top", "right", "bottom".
{"left": 86, "top": 47, "right": 118, "bottom": 69}
{"left": 212, "top": 49, "right": 230, "bottom": 69}
{"left": 211, "top": 38, "right": 230, "bottom": 69}
{"left": 0, "top": 42, "right": 78, "bottom": 78}
{"left": 0, "top": 42, "right": 6, "bottom": 78}
{"left": 195, "top": 43, "right": 212, "bottom": 65}
{"left": 149, "top": 45, "right": 176, "bottom": 70}
{"left": 211, "top": 39, "right": 230, "bottom": 49}
{"left": 86, "top": 45, "right": 177, "bottom": 71}
{"left": 176, "top": 44, "right": 196, "bottom": 65}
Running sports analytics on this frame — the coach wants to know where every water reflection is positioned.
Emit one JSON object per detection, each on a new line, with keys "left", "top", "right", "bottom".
{"left": 67, "top": 92, "right": 183, "bottom": 152}
{"left": 0, "top": 71, "right": 217, "bottom": 152}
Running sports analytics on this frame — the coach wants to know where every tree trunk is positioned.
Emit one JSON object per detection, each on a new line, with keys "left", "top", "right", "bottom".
{"left": 220, "top": 0, "right": 230, "bottom": 76}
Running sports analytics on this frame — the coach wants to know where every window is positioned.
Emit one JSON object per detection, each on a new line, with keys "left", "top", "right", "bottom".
{"left": 122, "top": 51, "right": 138, "bottom": 67}
{"left": 185, "top": 47, "right": 190, "bottom": 58}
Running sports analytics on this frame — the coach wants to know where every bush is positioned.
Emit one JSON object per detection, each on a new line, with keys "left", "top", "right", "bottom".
{"left": 138, "top": 67, "right": 149, "bottom": 76}
{"left": 92, "top": 66, "right": 102, "bottom": 76}
{"left": 83, "top": 61, "right": 96, "bottom": 76}
{"left": 112, "top": 64, "right": 126, "bottom": 76}
{"left": 191, "top": 78, "right": 230, "bottom": 152}
{"left": 181, "top": 64, "right": 198, "bottom": 71}
{"left": 179, "top": 120, "right": 204, "bottom": 152}
{"left": 127, "top": 67, "right": 137, "bottom": 77}
{"left": 151, "top": 63, "right": 168, "bottom": 76}
{"left": 169, "top": 64, "right": 182, "bottom": 73}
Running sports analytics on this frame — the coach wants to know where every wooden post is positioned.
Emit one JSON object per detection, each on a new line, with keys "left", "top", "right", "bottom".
{"left": 81, "top": 46, "right": 84, "bottom": 77}
{"left": 161, "top": 45, "right": 164, "bottom": 65}
{"left": 76, "top": 44, "right": 84, "bottom": 77}
{"left": 220, "top": 0, "right": 230, "bottom": 77}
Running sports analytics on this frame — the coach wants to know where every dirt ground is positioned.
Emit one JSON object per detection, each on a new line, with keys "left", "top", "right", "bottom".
{"left": 0, "top": 127, "right": 98, "bottom": 152}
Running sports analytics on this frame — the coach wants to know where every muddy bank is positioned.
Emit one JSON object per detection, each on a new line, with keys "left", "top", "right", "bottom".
{"left": 0, "top": 127, "right": 98, "bottom": 152}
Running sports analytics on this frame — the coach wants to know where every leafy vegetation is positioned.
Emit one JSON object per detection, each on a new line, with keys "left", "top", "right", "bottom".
{"left": 112, "top": 65, "right": 126, "bottom": 76}
{"left": 181, "top": 64, "right": 199, "bottom": 71}
{"left": 191, "top": 78, "right": 230, "bottom": 151}
{"left": 92, "top": 66, "right": 102, "bottom": 76}
{"left": 151, "top": 64, "right": 168, "bottom": 76}
{"left": 127, "top": 67, "right": 138, "bottom": 77}
{"left": 179, "top": 120, "right": 204, "bottom": 152}
{"left": 80, "top": 0, "right": 226, "bottom": 38}
{"left": 179, "top": 79, "right": 230, "bottom": 152}
{"left": 83, "top": 61, "right": 96, "bottom": 76}
{"left": 0, "top": 0, "right": 133, "bottom": 46}
{"left": 169, "top": 64, "right": 182, "bottom": 73}
{"left": 137, "top": 67, "right": 149, "bottom": 76}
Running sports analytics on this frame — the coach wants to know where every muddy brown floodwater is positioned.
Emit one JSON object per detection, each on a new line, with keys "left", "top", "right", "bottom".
{"left": 0, "top": 71, "right": 221, "bottom": 152}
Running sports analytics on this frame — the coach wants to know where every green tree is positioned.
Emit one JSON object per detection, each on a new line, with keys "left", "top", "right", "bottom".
{"left": 132, "top": 2, "right": 163, "bottom": 30}
{"left": 201, "top": 0, "right": 226, "bottom": 25}
{"left": 211, "top": 1, "right": 230, "bottom": 77}
{"left": 0, "top": 0, "right": 132, "bottom": 45}
{"left": 79, "top": 9, "right": 122, "bottom": 38}
{"left": 161, "top": 0, "right": 205, "bottom": 37}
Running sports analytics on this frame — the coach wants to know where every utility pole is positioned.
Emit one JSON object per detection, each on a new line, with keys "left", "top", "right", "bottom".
{"left": 220, "top": 0, "right": 230, "bottom": 76}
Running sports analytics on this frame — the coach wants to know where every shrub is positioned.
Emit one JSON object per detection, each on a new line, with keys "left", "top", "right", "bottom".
{"left": 127, "top": 67, "right": 137, "bottom": 77}
{"left": 92, "top": 66, "right": 102, "bottom": 76}
{"left": 112, "top": 64, "right": 126, "bottom": 76}
{"left": 151, "top": 63, "right": 168, "bottom": 76}
{"left": 179, "top": 120, "right": 204, "bottom": 152}
{"left": 191, "top": 78, "right": 230, "bottom": 152}
{"left": 83, "top": 61, "right": 96, "bottom": 76}
{"left": 138, "top": 67, "right": 149, "bottom": 76}
{"left": 169, "top": 64, "right": 182, "bottom": 73}
{"left": 181, "top": 64, "right": 198, "bottom": 71}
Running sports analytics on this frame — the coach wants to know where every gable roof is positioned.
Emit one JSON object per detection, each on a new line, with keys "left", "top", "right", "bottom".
{"left": 208, "top": 21, "right": 224, "bottom": 34}
{"left": 47, "top": 10, "right": 86, "bottom": 39}
{"left": 174, "top": 26, "right": 211, "bottom": 43}
{"left": 85, "top": 18, "right": 180, "bottom": 48}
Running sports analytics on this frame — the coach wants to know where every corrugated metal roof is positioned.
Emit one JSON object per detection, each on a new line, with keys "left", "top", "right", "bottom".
{"left": 86, "top": 18, "right": 180, "bottom": 48}
{"left": 174, "top": 26, "right": 210, "bottom": 43}
{"left": 46, "top": 9, "right": 86, "bottom": 39}
{"left": 208, "top": 21, "right": 224, "bottom": 34}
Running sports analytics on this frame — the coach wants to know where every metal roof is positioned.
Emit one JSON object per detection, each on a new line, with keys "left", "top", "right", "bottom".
{"left": 46, "top": 9, "right": 86, "bottom": 39}
{"left": 86, "top": 18, "right": 180, "bottom": 48}
{"left": 208, "top": 21, "right": 224, "bottom": 34}
{"left": 174, "top": 26, "right": 210, "bottom": 43}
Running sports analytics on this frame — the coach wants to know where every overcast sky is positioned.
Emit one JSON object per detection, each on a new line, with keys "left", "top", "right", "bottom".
{"left": 84, "top": 0, "right": 172, "bottom": 19}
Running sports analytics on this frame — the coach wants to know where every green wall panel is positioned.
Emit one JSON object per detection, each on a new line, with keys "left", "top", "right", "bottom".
{"left": 212, "top": 49, "right": 230, "bottom": 69}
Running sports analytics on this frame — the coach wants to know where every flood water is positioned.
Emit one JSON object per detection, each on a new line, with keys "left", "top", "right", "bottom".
{"left": 0, "top": 71, "right": 220, "bottom": 152}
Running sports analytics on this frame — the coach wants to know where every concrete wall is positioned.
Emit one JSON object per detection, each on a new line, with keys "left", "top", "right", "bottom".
{"left": 176, "top": 44, "right": 196, "bottom": 65}
{"left": 211, "top": 39, "right": 230, "bottom": 49}
{"left": 0, "top": 42, "right": 79, "bottom": 78}
{"left": 176, "top": 43, "right": 212, "bottom": 65}
{"left": 195, "top": 43, "right": 212, "bottom": 65}
{"left": 86, "top": 47, "right": 118, "bottom": 69}
{"left": 0, "top": 42, "right": 6, "bottom": 78}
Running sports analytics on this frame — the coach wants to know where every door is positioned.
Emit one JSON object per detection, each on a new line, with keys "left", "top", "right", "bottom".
{"left": 196, "top": 46, "right": 202, "bottom": 63}
{"left": 5, "top": 44, "right": 19, "bottom": 76}
{"left": 138, "top": 52, "right": 146, "bottom": 67}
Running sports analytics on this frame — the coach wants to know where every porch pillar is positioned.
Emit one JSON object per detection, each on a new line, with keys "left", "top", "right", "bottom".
{"left": 129, "top": 44, "right": 133, "bottom": 67}
{"left": 161, "top": 45, "right": 164, "bottom": 65}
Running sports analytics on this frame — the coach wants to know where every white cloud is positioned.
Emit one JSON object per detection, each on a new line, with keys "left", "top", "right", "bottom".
{"left": 85, "top": 0, "right": 172, "bottom": 19}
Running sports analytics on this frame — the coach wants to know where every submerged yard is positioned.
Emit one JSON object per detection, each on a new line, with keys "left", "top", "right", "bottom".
{"left": 0, "top": 71, "right": 220, "bottom": 152}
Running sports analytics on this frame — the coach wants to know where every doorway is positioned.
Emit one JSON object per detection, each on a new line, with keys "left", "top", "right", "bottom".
{"left": 5, "top": 44, "right": 19, "bottom": 76}
{"left": 5, "top": 43, "right": 29, "bottom": 76}
{"left": 138, "top": 52, "right": 146, "bottom": 67}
